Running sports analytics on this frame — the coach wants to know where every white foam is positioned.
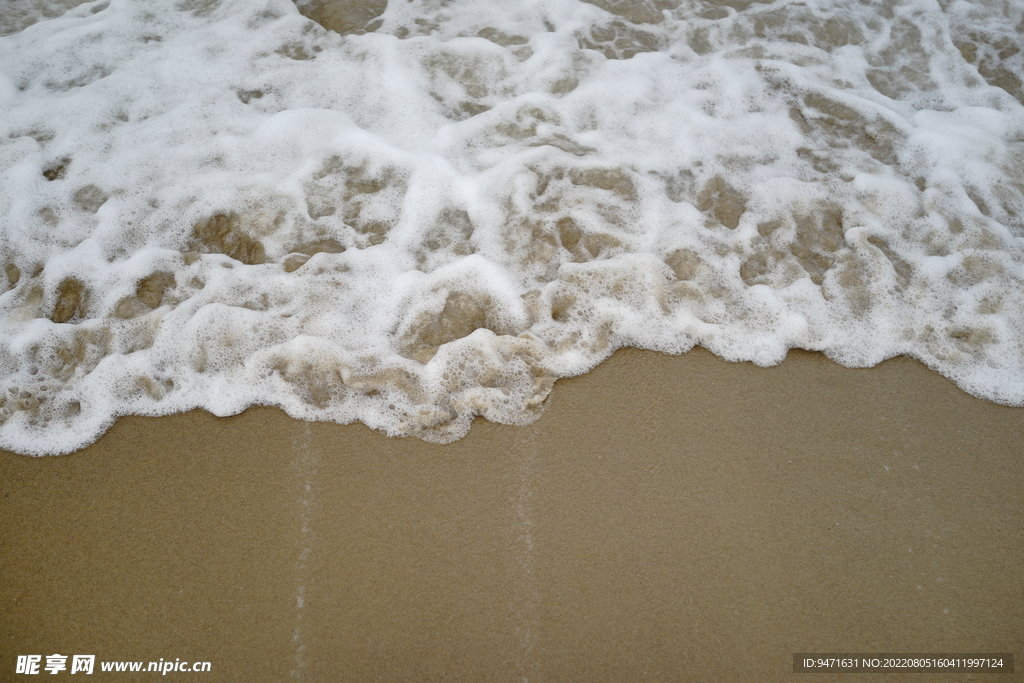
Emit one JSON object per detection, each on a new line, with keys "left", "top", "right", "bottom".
{"left": 1, "top": 0, "right": 1023, "bottom": 454}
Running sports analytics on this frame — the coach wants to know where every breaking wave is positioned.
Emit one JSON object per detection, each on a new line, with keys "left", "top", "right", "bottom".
{"left": 1, "top": 0, "right": 1023, "bottom": 453}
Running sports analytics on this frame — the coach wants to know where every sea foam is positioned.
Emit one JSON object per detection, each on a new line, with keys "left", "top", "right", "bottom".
{"left": 1, "top": 0, "right": 1022, "bottom": 454}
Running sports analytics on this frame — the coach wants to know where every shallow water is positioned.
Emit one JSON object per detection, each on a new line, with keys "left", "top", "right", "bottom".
{"left": 1, "top": 0, "right": 1022, "bottom": 454}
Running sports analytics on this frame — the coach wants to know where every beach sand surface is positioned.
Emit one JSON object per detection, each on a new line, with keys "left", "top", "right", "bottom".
{"left": 2, "top": 348, "right": 1021, "bottom": 681}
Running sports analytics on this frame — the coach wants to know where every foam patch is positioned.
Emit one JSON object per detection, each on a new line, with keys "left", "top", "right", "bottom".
{"left": 1, "top": 0, "right": 1023, "bottom": 453}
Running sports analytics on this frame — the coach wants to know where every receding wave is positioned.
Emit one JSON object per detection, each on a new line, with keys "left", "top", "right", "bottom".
{"left": 1, "top": 0, "right": 1022, "bottom": 454}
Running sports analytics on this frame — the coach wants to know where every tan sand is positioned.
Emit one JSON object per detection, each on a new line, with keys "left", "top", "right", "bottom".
{"left": 2, "top": 347, "right": 1021, "bottom": 681}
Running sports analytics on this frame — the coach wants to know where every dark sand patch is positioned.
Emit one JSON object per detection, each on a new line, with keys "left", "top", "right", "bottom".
{"left": 2, "top": 348, "right": 1021, "bottom": 681}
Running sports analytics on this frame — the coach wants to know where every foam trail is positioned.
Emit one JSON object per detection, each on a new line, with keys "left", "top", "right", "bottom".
{"left": 1, "top": 0, "right": 1022, "bottom": 454}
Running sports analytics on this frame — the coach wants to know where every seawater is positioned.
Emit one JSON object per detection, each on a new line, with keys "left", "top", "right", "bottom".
{"left": 1, "top": 0, "right": 1022, "bottom": 454}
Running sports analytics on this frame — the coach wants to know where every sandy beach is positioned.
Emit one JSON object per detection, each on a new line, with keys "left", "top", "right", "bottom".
{"left": 2, "top": 347, "right": 1021, "bottom": 681}
{"left": 3, "top": 0, "right": 1024, "bottom": 680}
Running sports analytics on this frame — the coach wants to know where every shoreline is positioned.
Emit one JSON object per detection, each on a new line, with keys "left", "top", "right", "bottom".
{"left": 2, "top": 347, "right": 1021, "bottom": 681}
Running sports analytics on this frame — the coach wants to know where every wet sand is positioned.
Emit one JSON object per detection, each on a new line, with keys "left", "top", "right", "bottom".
{"left": 2, "top": 347, "right": 1021, "bottom": 681}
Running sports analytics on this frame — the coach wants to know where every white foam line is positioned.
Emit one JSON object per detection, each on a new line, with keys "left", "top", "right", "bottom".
{"left": 511, "top": 426, "right": 541, "bottom": 683}
{"left": 290, "top": 422, "right": 315, "bottom": 681}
